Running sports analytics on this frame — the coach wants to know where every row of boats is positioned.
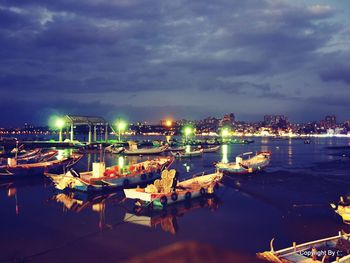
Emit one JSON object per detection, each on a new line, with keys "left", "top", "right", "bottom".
{"left": 104, "top": 141, "right": 220, "bottom": 157}
{"left": 6, "top": 143, "right": 349, "bottom": 262}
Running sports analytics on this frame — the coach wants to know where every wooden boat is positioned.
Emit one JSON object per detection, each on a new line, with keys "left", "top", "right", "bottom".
{"left": 216, "top": 151, "right": 271, "bottom": 175}
{"left": 168, "top": 146, "right": 186, "bottom": 151}
{"left": 0, "top": 153, "right": 82, "bottom": 179}
{"left": 257, "top": 231, "right": 350, "bottom": 262}
{"left": 202, "top": 146, "right": 220, "bottom": 153}
{"left": 124, "top": 170, "right": 223, "bottom": 209}
{"left": 15, "top": 150, "right": 58, "bottom": 164}
{"left": 124, "top": 141, "right": 168, "bottom": 155}
{"left": 331, "top": 196, "right": 350, "bottom": 225}
{"left": 104, "top": 145, "right": 124, "bottom": 154}
{"left": 48, "top": 157, "right": 174, "bottom": 192}
{"left": 171, "top": 149, "right": 203, "bottom": 158}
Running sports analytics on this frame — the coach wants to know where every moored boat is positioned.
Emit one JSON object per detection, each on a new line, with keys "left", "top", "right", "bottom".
{"left": 257, "top": 231, "right": 350, "bottom": 262}
{"left": 202, "top": 146, "right": 220, "bottom": 153}
{"left": 124, "top": 141, "right": 168, "bottom": 155}
{"left": 168, "top": 146, "right": 186, "bottom": 151}
{"left": 0, "top": 153, "right": 82, "bottom": 179}
{"left": 124, "top": 170, "right": 223, "bottom": 209}
{"left": 171, "top": 149, "right": 203, "bottom": 158}
{"left": 48, "top": 157, "right": 174, "bottom": 192}
{"left": 104, "top": 144, "right": 124, "bottom": 154}
{"left": 216, "top": 151, "right": 271, "bottom": 175}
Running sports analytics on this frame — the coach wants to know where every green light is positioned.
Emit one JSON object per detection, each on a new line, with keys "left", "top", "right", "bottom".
{"left": 55, "top": 118, "right": 65, "bottom": 129}
{"left": 115, "top": 119, "right": 128, "bottom": 142}
{"left": 221, "top": 128, "right": 230, "bottom": 137}
{"left": 117, "top": 121, "right": 127, "bottom": 131}
{"left": 184, "top": 126, "right": 193, "bottom": 136}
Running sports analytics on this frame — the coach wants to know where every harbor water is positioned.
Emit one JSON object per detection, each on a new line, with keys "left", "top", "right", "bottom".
{"left": 1, "top": 137, "right": 350, "bottom": 262}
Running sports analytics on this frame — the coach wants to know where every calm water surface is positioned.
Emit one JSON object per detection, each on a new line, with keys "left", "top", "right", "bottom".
{"left": 1, "top": 137, "right": 350, "bottom": 262}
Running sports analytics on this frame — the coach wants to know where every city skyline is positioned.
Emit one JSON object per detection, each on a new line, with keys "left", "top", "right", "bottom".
{"left": 1, "top": 1, "right": 350, "bottom": 125}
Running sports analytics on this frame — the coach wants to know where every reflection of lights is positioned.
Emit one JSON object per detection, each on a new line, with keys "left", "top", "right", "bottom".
{"left": 92, "top": 203, "right": 105, "bottom": 213}
{"left": 221, "top": 144, "right": 228, "bottom": 163}
{"left": 183, "top": 163, "right": 190, "bottom": 172}
{"left": 57, "top": 150, "right": 65, "bottom": 160}
{"left": 261, "top": 146, "right": 268, "bottom": 153}
{"left": 118, "top": 156, "right": 125, "bottom": 170}
{"left": 288, "top": 145, "right": 292, "bottom": 165}
{"left": 8, "top": 188, "right": 16, "bottom": 197}
{"left": 185, "top": 145, "right": 191, "bottom": 153}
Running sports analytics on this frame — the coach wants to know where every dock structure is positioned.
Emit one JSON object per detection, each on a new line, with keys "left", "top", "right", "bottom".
{"left": 64, "top": 115, "right": 110, "bottom": 144}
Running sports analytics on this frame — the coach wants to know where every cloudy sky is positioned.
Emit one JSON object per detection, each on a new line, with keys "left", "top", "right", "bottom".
{"left": 0, "top": 0, "right": 349, "bottom": 126}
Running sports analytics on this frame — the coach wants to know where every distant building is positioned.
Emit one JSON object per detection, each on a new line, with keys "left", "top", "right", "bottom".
{"left": 263, "top": 115, "right": 288, "bottom": 128}
{"left": 321, "top": 115, "right": 336, "bottom": 129}
{"left": 220, "top": 113, "right": 235, "bottom": 127}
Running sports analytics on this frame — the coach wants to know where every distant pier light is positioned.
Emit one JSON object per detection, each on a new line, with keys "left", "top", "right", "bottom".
{"left": 221, "top": 127, "right": 230, "bottom": 137}
{"left": 55, "top": 117, "right": 65, "bottom": 142}
{"left": 182, "top": 125, "right": 194, "bottom": 142}
{"left": 115, "top": 119, "right": 128, "bottom": 142}
{"left": 165, "top": 120, "right": 172, "bottom": 127}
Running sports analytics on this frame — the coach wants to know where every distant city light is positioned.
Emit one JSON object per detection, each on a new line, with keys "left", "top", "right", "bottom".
{"left": 184, "top": 126, "right": 193, "bottom": 136}
{"left": 165, "top": 120, "right": 172, "bottom": 127}
{"left": 221, "top": 127, "right": 230, "bottom": 137}
{"left": 115, "top": 119, "right": 128, "bottom": 141}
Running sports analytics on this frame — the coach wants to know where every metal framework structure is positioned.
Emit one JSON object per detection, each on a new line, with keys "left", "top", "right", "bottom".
{"left": 63, "top": 115, "right": 110, "bottom": 143}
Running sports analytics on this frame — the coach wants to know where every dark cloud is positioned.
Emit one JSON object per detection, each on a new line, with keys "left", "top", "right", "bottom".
{"left": 319, "top": 64, "right": 350, "bottom": 85}
{"left": 0, "top": 0, "right": 349, "bottom": 125}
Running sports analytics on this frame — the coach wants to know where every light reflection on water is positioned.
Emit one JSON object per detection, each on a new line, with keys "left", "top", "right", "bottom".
{"left": 221, "top": 144, "right": 228, "bottom": 163}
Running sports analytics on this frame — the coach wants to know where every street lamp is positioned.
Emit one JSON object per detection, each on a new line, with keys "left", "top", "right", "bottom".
{"left": 55, "top": 118, "right": 65, "bottom": 142}
{"left": 183, "top": 126, "right": 193, "bottom": 143}
{"left": 116, "top": 120, "right": 127, "bottom": 142}
{"left": 221, "top": 127, "right": 230, "bottom": 143}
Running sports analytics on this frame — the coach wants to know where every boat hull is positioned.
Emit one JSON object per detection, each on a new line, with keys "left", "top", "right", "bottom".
{"left": 0, "top": 155, "right": 81, "bottom": 179}
{"left": 124, "top": 172, "right": 223, "bottom": 209}
{"left": 56, "top": 171, "right": 162, "bottom": 192}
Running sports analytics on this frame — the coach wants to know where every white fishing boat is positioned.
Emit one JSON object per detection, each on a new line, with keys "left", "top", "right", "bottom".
{"left": 124, "top": 141, "right": 168, "bottom": 155}
{"left": 124, "top": 170, "right": 222, "bottom": 208}
{"left": 202, "top": 146, "right": 220, "bottom": 153}
{"left": 104, "top": 144, "right": 124, "bottom": 154}
{"left": 257, "top": 231, "right": 350, "bottom": 262}
{"left": 216, "top": 151, "right": 271, "bottom": 175}
{"left": 168, "top": 146, "right": 186, "bottom": 151}
{"left": 171, "top": 149, "right": 203, "bottom": 158}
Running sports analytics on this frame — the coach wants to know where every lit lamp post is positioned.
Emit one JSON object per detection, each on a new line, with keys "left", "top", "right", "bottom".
{"left": 56, "top": 118, "right": 65, "bottom": 142}
{"left": 116, "top": 120, "right": 127, "bottom": 142}
{"left": 221, "top": 127, "right": 230, "bottom": 143}
{"left": 183, "top": 126, "right": 193, "bottom": 143}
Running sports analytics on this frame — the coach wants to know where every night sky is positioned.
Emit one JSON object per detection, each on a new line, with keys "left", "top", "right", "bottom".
{"left": 0, "top": 0, "right": 349, "bottom": 126}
